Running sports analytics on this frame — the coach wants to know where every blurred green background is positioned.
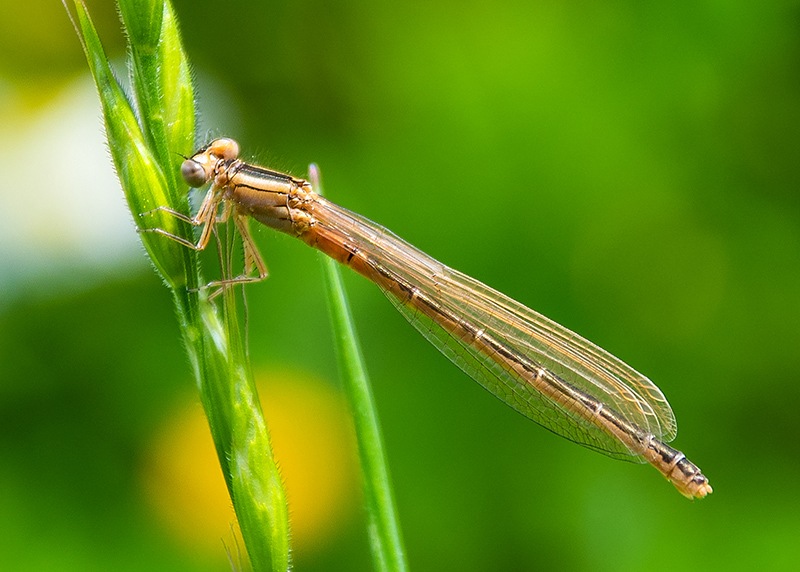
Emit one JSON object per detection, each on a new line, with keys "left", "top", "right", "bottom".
{"left": 2, "top": 0, "right": 799, "bottom": 570}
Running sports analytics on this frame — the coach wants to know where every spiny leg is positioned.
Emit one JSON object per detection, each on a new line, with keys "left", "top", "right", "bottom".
{"left": 235, "top": 211, "right": 268, "bottom": 281}
{"left": 138, "top": 186, "right": 223, "bottom": 251}
{"left": 206, "top": 211, "right": 269, "bottom": 299}
{"left": 138, "top": 184, "right": 269, "bottom": 298}
{"left": 140, "top": 185, "right": 215, "bottom": 225}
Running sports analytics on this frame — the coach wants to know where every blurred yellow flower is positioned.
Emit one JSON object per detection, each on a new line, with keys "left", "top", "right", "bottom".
{"left": 140, "top": 369, "right": 357, "bottom": 562}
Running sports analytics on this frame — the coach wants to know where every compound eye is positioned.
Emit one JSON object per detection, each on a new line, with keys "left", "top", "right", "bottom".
{"left": 181, "top": 159, "right": 208, "bottom": 187}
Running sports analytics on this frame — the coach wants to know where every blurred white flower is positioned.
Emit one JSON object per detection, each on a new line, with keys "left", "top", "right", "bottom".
{"left": 0, "top": 76, "right": 146, "bottom": 304}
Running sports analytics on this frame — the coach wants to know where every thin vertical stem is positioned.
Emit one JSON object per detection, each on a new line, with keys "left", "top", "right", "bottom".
{"left": 312, "top": 165, "right": 408, "bottom": 572}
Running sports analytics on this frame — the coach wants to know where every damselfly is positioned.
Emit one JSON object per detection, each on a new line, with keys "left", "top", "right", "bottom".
{"left": 146, "top": 138, "right": 712, "bottom": 499}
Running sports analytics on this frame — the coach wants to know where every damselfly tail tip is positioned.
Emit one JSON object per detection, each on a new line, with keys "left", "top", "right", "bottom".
{"left": 675, "top": 475, "right": 712, "bottom": 500}
{"left": 694, "top": 481, "right": 713, "bottom": 499}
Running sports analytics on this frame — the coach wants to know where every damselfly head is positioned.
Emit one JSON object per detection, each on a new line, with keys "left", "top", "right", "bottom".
{"left": 181, "top": 138, "right": 241, "bottom": 188}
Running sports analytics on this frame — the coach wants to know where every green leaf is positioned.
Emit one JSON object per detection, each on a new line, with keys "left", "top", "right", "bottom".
{"left": 117, "top": 0, "right": 162, "bottom": 48}
{"left": 155, "top": 0, "right": 196, "bottom": 185}
{"left": 118, "top": 0, "right": 194, "bottom": 194}
{"left": 70, "top": 0, "right": 185, "bottom": 287}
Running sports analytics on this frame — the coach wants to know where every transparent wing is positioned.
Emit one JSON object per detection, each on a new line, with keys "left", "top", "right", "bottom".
{"left": 316, "top": 199, "right": 677, "bottom": 461}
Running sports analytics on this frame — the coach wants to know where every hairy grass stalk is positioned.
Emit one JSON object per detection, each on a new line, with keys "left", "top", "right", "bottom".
{"left": 65, "top": 1, "right": 290, "bottom": 569}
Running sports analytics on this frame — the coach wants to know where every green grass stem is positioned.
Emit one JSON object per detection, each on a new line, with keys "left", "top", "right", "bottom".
{"left": 310, "top": 165, "right": 409, "bottom": 572}
{"left": 64, "top": 1, "right": 290, "bottom": 569}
